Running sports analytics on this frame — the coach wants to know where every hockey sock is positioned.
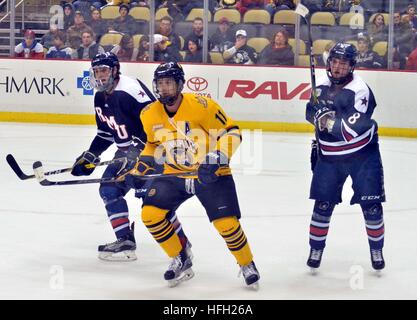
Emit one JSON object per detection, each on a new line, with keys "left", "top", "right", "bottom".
{"left": 361, "top": 203, "right": 384, "bottom": 250}
{"left": 142, "top": 205, "right": 182, "bottom": 257}
{"left": 213, "top": 216, "right": 253, "bottom": 267}
{"left": 309, "top": 201, "right": 335, "bottom": 250}
{"left": 102, "top": 195, "right": 130, "bottom": 239}
{"left": 166, "top": 210, "right": 189, "bottom": 249}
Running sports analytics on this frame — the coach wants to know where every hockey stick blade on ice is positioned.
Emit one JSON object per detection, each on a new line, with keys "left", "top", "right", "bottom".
{"left": 7, "top": 154, "right": 125, "bottom": 181}
{"left": 32, "top": 161, "right": 198, "bottom": 186}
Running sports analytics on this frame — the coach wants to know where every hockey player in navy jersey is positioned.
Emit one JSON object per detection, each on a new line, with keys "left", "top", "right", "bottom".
{"left": 71, "top": 52, "right": 190, "bottom": 261}
{"left": 305, "top": 43, "right": 386, "bottom": 271}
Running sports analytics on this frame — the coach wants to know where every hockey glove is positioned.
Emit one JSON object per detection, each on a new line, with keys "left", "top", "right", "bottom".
{"left": 71, "top": 150, "right": 100, "bottom": 176}
{"left": 198, "top": 150, "right": 229, "bottom": 185}
{"left": 123, "top": 156, "right": 157, "bottom": 189}
{"left": 313, "top": 104, "right": 336, "bottom": 132}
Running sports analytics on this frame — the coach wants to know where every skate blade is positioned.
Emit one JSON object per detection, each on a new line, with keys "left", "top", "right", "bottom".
{"left": 98, "top": 250, "right": 137, "bottom": 262}
{"left": 167, "top": 268, "right": 195, "bottom": 288}
{"left": 247, "top": 281, "right": 260, "bottom": 291}
{"left": 309, "top": 267, "right": 319, "bottom": 275}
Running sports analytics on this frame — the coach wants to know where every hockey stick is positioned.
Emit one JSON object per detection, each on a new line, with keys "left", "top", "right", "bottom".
{"left": 6, "top": 154, "right": 126, "bottom": 181}
{"left": 32, "top": 161, "right": 198, "bottom": 186}
{"left": 295, "top": 2, "right": 318, "bottom": 104}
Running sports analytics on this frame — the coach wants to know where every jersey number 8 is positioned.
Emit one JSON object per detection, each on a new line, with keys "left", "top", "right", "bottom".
{"left": 348, "top": 112, "right": 361, "bottom": 124}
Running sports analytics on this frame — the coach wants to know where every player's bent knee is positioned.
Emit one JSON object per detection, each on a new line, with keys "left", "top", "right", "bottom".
{"left": 213, "top": 216, "right": 239, "bottom": 234}
{"left": 99, "top": 185, "right": 123, "bottom": 203}
{"left": 361, "top": 203, "right": 383, "bottom": 220}
{"left": 141, "top": 205, "right": 169, "bottom": 225}
{"left": 314, "top": 200, "right": 336, "bottom": 216}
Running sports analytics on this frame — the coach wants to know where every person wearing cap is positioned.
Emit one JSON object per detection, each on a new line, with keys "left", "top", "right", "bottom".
{"left": 41, "top": 24, "right": 59, "bottom": 50}
{"left": 154, "top": 33, "right": 183, "bottom": 62}
{"left": 223, "top": 29, "right": 257, "bottom": 65}
{"left": 113, "top": 3, "right": 138, "bottom": 36}
{"left": 14, "top": 30, "right": 44, "bottom": 59}
{"left": 210, "top": 16, "right": 235, "bottom": 53}
{"left": 63, "top": 3, "right": 75, "bottom": 30}
{"left": 66, "top": 10, "right": 94, "bottom": 46}
{"left": 356, "top": 34, "right": 384, "bottom": 69}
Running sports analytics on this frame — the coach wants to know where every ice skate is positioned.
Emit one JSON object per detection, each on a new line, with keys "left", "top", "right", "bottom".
{"left": 370, "top": 249, "right": 385, "bottom": 271}
{"left": 239, "top": 261, "right": 260, "bottom": 290}
{"left": 164, "top": 248, "right": 194, "bottom": 287}
{"left": 98, "top": 223, "right": 137, "bottom": 261}
{"left": 307, "top": 248, "right": 323, "bottom": 273}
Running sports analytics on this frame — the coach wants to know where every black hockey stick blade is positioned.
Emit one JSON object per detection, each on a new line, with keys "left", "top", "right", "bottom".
{"left": 6, "top": 154, "right": 33, "bottom": 180}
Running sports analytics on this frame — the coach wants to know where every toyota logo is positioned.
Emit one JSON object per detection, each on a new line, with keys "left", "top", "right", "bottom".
{"left": 186, "top": 77, "right": 208, "bottom": 92}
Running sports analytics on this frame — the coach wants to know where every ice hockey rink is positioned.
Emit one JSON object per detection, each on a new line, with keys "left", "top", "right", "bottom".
{"left": 0, "top": 122, "right": 416, "bottom": 300}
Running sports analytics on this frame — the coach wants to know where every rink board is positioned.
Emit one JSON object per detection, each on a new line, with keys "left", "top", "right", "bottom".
{"left": 0, "top": 58, "right": 416, "bottom": 137}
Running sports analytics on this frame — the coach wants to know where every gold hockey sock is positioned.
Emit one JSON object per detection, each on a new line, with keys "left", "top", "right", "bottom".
{"left": 213, "top": 216, "right": 253, "bottom": 266}
{"left": 142, "top": 205, "right": 182, "bottom": 258}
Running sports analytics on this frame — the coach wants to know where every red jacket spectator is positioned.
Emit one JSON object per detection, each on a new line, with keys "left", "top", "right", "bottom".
{"left": 14, "top": 30, "right": 44, "bottom": 59}
{"left": 406, "top": 47, "right": 417, "bottom": 70}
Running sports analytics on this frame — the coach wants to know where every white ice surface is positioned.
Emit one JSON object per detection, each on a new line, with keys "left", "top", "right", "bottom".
{"left": 0, "top": 123, "right": 416, "bottom": 300}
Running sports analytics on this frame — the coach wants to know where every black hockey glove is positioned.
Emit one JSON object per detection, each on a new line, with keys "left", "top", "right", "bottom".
{"left": 71, "top": 150, "right": 100, "bottom": 176}
{"left": 124, "top": 156, "right": 157, "bottom": 189}
{"left": 198, "top": 150, "right": 229, "bottom": 185}
{"left": 115, "top": 138, "right": 144, "bottom": 181}
{"left": 313, "top": 104, "right": 335, "bottom": 132}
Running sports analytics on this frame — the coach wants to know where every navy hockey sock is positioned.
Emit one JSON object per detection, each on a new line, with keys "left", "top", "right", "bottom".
{"left": 361, "top": 203, "right": 384, "bottom": 250}
{"left": 309, "top": 201, "right": 335, "bottom": 250}
{"left": 103, "top": 195, "right": 130, "bottom": 239}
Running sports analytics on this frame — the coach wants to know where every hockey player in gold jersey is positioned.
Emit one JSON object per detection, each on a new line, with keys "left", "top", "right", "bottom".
{"left": 125, "top": 62, "right": 260, "bottom": 288}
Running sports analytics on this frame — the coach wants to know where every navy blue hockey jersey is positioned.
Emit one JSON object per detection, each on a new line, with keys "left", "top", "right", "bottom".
{"left": 89, "top": 75, "right": 155, "bottom": 155}
{"left": 306, "top": 74, "right": 379, "bottom": 159}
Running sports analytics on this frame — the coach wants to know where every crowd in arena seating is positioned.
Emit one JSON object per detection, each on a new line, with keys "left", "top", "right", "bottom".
{"left": 11, "top": 0, "right": 417, "bottom": 70}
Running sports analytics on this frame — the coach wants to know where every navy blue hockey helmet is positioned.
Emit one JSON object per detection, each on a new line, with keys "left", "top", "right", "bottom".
{"left": 90, "top": 52, "right": 120, "bottom": 92}
{"left": 326, "top": 42, "right": 357, "bottom": 85}
{"left": 153, "top": 62, "right": 185, "bottom": 106}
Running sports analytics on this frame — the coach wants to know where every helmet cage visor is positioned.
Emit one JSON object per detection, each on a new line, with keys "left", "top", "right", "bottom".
{"left": 89, "top": 65, "right": 114, "bottom": 92}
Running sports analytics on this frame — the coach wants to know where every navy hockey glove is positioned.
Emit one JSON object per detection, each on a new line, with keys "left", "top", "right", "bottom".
{"left": 71, "top": 150, "right": 100, "bottom": 176}
{"left": 198, "top": 150, "right": 229, "bottom": 185}
{"left": 313, "top": 104, "right": 335, "bottom": 132}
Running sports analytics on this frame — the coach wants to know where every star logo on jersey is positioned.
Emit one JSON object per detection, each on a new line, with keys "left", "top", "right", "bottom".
{"left": 138, "top": 90, "right": 145, "bottom": 97}
{"left": 361, "top": 97, "right": 368, "bottom": 106}
{"left": 77, "top": 71, "right": 94, "bottom": 96}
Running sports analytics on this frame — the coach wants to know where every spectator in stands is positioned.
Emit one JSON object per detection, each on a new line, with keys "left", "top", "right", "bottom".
{"left": 223, "top": 29, "right": 257, "bottom": 64}
{"left": 67, "top": 10, "right": 94, "bottom": 44}
{"left": 236, "top": 0, "right": 265, "bottom": 15}
{"left": 110, "top": 34, "right": 139, "bottom": 61}
{"left": 63, "top": 3, "right": 75, "bottom": 30}
{"left": 72, "top": 30, "right": 105, "bottom": 59}
{"left": 367, "top": 13, "right": 388, "bottom": 44}
{"left": 355, "top": 34, "right": 384, "bottom": 69}
{"left": 41, "top": 24, "right": 60, "bottom": 50}
{"left": 258, "top": 29, "right": 294, "bottom": 65}
{"left": 154, "top": 33, "right": 183, "bottom": 62}
{"left": 157, "top": 16, "right": 182, "bottom": 51}
{"left": 90, "top": 8, "right": 107, "bottom": 42}
{"left": 184, "top": 17, "right": 211, "bottom": 51}
{"left": 137, "top": 35, "right": 150, "bottom": 61}
{"left": 14, "top": 30, "right": 44, "bottom": 59}
{"left": 160, "top": 0, "right": 212, "bottom": 21}
{"left": 321, "top": 0, "right": 351, "bottom": 13}
{"left": 184, "top": 36, "right": 212, "bottom": 63}
{"left": 71, "top": 1, "right": 95, "bottom": 22}
{"left": 264, "top": 1, "right": 295, "bottom": 17}
{"left": 107, "top": 0, "right": 138, "bottom": 6}
{"left": 403, "top": 4, "right": 417, "bottom": 41}
{"left": 210, "top": 17, "right": 235, "bottom": 53}
{"left": 45, "top": 31, "right": 73, "bottom": 59}
{"left": 394, "top": 11, "right": 415, "bottom": 69}
{"left": 113, "top": 4, "right": 138, "bottom": 36}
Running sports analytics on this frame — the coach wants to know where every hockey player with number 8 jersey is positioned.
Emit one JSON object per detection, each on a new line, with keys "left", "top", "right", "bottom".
{"left": 305, "top": 43, "right": 386, "bottom": 272}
